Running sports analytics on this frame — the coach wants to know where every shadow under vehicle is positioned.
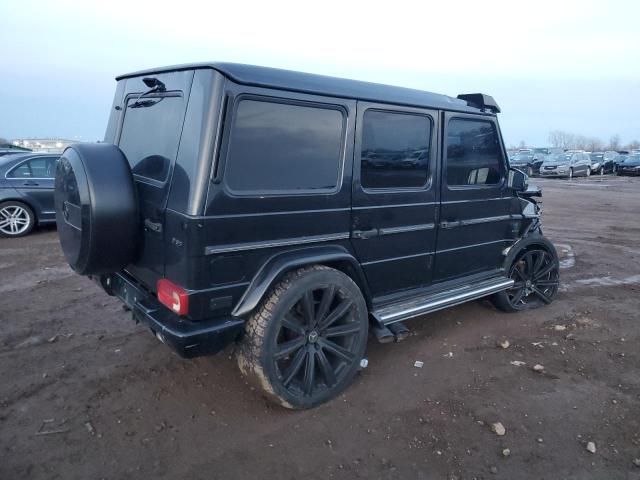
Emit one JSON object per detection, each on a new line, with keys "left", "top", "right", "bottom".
{"left": 54, "top": 63, "right": 560, "bottom": 409}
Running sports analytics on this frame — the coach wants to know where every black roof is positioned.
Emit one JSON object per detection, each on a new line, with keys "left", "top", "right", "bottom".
{"left": 117, "top": 62, "right": 491, "bottom": 115}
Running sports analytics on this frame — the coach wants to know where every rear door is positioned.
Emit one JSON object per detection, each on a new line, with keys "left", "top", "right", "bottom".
{"left": 114, "top": 71, "right": 194, "bottom": 288}
{"left": 434, "top": 113, "right": 513, "bottom": 282}
{"left": 350, "top": 103, "right": 439, "bottom": 299}
{"left": 5, "top": 156, "right": 57, "bottom": 220}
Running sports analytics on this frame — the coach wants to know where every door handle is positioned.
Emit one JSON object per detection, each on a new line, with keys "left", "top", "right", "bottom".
{"left": 23, "top": 181, "right": 39, "bottom": 186}
{"left": 440, "top": 220, "right": 460, "bottom": 229}
{"left": 352, "top": 228, "right": 379, "bottom": 240}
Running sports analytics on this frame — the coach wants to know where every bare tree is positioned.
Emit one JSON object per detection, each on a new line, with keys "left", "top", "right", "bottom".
{"left": 518, "top": 140, "right": 526, "bottom": 149}
{"left": 585, "top": 137, "right": 604, "bottom": 152}
{"left": 548, "top": 130, "right": 565, "bottom": 148}
{"left": 608, "top": 134, "right": 621, "bottom": 151}
{"left": 0, "top": 137, "right": 8, "bottom": 145}
{"left": 626, "top": 139, "right": 640, "bottom": 150}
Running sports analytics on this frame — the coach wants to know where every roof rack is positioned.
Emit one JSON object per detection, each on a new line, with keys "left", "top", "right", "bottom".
{"left": 457, "top": 93, "right": 501, "bottom": 113}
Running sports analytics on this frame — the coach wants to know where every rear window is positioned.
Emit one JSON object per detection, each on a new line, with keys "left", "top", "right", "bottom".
{"left": 224, "top": 99, "right": 345, "bottom": 194}
{"left": 118, "top": 94, "right": 186, "bottom": 182}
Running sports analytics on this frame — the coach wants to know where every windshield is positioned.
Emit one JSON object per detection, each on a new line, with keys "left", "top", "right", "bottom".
{"left": 548, "top": 153, "right": 571, "bottom": 162}
{"left": 513, "top": 153, "right": 531, "bottom": 160}
{"left": 118, "top": 93, "right": 186, "bottom": 182}
{"left": 623, "top": 155, "right": 640, "bottom": 164}
{"left": 590, "top": 154, "right": 604, "bottom": 160}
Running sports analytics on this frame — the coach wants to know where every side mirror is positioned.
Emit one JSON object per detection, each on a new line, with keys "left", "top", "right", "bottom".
{"left": 508, "top": 168, "right": 528, "bottom": 192}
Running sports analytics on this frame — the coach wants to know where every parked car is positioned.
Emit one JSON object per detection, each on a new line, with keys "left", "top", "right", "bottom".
{"left": 613, "top": 154, "right": 628, "bottom": 171}
{"left": 589, "top": 151, "right": 618, "bottom": 174}
{"left": 0, "top": 153, "right": 59, "bottom": 237}
{"left": 539, "top": 151, "right": 591, "bottom": 178}
{"left": 54, "top": 62, "right": 559, "bottom": 409}
{"left": 617, "top": 154, "right": 640, "bottom": 176}
{"left": 509, "top": 150, "right": 540, "bottom": 176}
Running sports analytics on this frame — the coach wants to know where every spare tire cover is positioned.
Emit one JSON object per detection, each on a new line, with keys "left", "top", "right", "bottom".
{"left": 55, "top": 143, "right": 139, "bottom": 275}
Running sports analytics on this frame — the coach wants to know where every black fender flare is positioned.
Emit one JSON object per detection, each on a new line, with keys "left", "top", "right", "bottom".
{"left": 502, "top": 233, "right": 559, "bottom": 272}
{"left": 232, "top": 245, "right": 370, "bottom": 317}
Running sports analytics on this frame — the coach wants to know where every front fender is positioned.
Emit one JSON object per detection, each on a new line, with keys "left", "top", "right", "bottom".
{"left": 232, "top": 245, "right": 368, "bottom": 317}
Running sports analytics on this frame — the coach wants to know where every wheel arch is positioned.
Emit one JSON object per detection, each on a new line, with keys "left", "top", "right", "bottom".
{"left": 232, "top": 244, "right": 371, "bottom": 318}
{"left": 503, "top": 233, "right": 559, "bottom": 271}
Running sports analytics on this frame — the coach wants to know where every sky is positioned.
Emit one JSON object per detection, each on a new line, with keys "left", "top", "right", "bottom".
{"left": 1, "top": 0, "right": 639, "bottom": 147}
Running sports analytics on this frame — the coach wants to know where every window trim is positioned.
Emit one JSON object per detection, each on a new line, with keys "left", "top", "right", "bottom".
{"left": 444, "top": 116, "right": 507, "bottom": 191}
{"left": 5, "top": 156, "right": 58, "bottom": 180}
{"left": 358, "top": 107, "right": 435, "bottom": 194}
{"left": 220, "top": 94, "right": 348, "bottom": 198}
{"left": 116, "top": 91, "right": 185, "bottom": 188}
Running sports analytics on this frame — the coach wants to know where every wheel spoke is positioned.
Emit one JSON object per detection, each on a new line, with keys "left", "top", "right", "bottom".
{"left": 274, "top": 336, "right": 306, "bottom": 359}
{"left": 316, "top": 349, "right": 336, "bottom": 387}
{"left": 532, "top": 286, "right": 552, "bottom": 304}
{"left": 534, "top": 262, "right": 556, "bottom": 280}
{"left": 511, "top": 288, "right": 526, "bottom": 305}
{"left": 302, "top": 349, "right": 316, "bottom": 396}
{"left": 301, "top": 291, "right": 315, "bottom": 326}
{"left": 535, "top": 279, "right": 559, "bottom": 288}
{"left": 533, "top": 251, "right": 546, "bottom": 275}
{"left": 524, "top": 252, "right": 535, "bottom": 276}
{"left": 282, "top": 313, "right": 305, "bottom": 336}
{"left": 319, "top": 338, "right": 355, "bottom": 363}
{"left": 324, "top": 322, "right": 361, "bottom": 338}
{"left": 513, "top": 265, "right": 527, "bottom": 282}
{"left": 0, "top": 209, "right": 10, "bottom": 219}
{"left": 315, "top": 286, "right": 335, "bottom": 324}
{"left": 282, "top": 348, "right": 307, "bottom": 387}
{"left": 0, "top": 219, "right": 10, "bottom": 228}
{"left": 318, "top": 299, "right": 353, "bottom": 330}
{"left": 509, "top": 281, "right": 526, "bottom": 291}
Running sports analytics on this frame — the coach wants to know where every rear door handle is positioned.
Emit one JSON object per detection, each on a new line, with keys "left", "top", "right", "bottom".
{"left": 23, "top": 181, "right": 39, "bottom": 186}
{"left": 352, "top": 228, "right": 379, "bottom": 240}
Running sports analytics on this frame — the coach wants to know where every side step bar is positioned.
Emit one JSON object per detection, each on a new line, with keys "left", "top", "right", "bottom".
{"left": 372, "top": 277, "right": 514, "bottom": 325}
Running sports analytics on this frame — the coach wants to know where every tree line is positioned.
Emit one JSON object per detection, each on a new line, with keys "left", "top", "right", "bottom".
{"left": 546, "top": 131, "right": 639, "bottom": 151}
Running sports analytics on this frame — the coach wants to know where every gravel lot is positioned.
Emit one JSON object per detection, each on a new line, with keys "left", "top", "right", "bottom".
{"left": 1, "top": 175, "right": 639, "bottom": 480}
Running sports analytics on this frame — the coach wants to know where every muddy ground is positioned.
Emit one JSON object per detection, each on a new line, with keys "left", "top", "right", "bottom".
{"left": 1, "top": 175, "right": 639, "bottom": 480}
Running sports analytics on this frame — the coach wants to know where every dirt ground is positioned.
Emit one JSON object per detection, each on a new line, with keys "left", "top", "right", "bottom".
{"left": 1, "top": 175, "right": 639, "bottom": 480}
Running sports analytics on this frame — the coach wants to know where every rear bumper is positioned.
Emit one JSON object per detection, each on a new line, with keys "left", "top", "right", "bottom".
{"left": 100, "top": 272, "right": 245, "bottom": 358}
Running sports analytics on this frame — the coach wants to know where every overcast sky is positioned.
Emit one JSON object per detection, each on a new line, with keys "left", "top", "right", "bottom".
{"left": 1, "top": 0, "right": 638, "bottom": 147}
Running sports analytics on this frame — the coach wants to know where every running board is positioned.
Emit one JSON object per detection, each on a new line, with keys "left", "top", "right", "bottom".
{"left": 372, "top": 277, "right": 514, "bottom": 325}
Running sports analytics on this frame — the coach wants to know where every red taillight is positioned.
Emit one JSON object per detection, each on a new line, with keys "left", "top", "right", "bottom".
{"left": 157, "top": 279, "right": 189, "bottom": 316}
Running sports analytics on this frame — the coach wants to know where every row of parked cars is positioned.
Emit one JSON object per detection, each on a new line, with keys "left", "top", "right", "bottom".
{"left": 509, "top": 148, "right": 640, "bottom": 178}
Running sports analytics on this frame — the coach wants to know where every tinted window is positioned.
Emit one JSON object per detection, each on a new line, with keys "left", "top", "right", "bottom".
{"left": 8, "top": 157, "right": 56, "bottom": 178}
{"left": 360, "top": 110, "right": 431, "bottom": 189}
{"left": 225, "top": 100, "right": 344, "bottom": 193}
{"left": 446, "top": 119, "right": 503, "bottom": 186}
{"left": 118, "top": 94, "right": 186, "bottom": 182}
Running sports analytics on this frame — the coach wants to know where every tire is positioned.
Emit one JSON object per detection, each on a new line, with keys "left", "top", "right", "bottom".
{"left": 237, "top": 265, "right": 369, "bottom": 409}
{"left": 568, "top": 168, "right": 573, "bottom": 180}
{"left": 492, "top": 243, "right": 559, "bottom": 312}
{"left": 527, "top": 166, "right": 533, "bottom": 177}
{"left": 55, "top": 143, "right": 139, "bottom": 275}
{"left": 586, "top": 167, "right": 591, "bottom": 177}
{"left": 0, "top": 201, "right": 36, "bottom": 238}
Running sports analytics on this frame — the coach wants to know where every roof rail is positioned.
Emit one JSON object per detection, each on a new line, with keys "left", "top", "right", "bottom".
{"left": 457, "top": 93, "right": 501, "bottom": 113}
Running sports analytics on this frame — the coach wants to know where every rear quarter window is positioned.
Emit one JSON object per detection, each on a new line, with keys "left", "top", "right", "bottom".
{"left": 223, "top": 99, "right": 345, "bottom": 195}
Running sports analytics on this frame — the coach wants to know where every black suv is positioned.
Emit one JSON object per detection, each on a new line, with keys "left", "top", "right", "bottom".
{"left": 54, "top": 63, "right": 559, "bottom": 409}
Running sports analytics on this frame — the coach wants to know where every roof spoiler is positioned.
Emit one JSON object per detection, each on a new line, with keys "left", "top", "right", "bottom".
{"left": 457, "top": 93, "right": 501, "bottom": 113}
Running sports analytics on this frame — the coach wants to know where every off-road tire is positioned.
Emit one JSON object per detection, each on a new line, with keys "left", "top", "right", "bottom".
{"left": 237, "top": 265, "right": 369, "bottom": 409}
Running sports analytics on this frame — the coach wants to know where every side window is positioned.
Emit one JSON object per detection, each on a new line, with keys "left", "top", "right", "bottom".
{"left": 446, "top": 118, "right": 504, "bottom": 186}
{"left": 224, "top": 99, "right": 345, "bottom": 194}
{"left": 360, "top": 110, "right": 431, "bottom": 189}
{"left": 7, "top": 158, "right": 52, "bottom": 178}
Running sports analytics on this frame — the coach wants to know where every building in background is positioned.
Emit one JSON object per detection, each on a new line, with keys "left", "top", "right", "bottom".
{"left": 11, "top": 138, "right": 79, "bottom": 154}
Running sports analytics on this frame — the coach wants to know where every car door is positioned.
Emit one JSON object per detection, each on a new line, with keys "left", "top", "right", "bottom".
{"left": 433, "top": 113, "right": 514, "bottom": 282}
{"left": 350, "top": 103, "right": 439, "bottom": 299}
{"left": 5, "top": 156, "right": 57, "bottom": 220}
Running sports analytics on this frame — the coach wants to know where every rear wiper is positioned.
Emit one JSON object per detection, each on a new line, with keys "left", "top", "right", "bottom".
{"left": 128, "top": 77, "right": 166, "bottom": 109}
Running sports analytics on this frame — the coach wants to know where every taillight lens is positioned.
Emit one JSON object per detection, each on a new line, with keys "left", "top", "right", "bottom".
{"left": 157, "top": 279, "right": 189, "bottom": 316}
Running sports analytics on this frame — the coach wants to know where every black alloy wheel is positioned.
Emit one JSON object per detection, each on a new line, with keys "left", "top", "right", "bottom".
{"left": 505, "top": 249, "right": 559, "bottom": 310}
{"left": 238, "top": 266, "right": 368, "bottom": 409}
{"left": 274, "top": 285, "right": 362, "bottom": 398}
